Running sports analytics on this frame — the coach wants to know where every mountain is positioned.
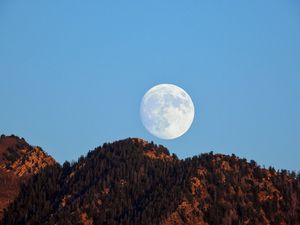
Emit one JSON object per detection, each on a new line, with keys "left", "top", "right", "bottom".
{"left": 0, "top": 135, "right": 56, "bottom": 220}
{"left": 2, "top": 137, "right": 300, "bottom": 225}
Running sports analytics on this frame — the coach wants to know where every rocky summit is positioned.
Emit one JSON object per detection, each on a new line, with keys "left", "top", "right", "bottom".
{"left": 0, "top": 135, "right": 56, "bottom": 219}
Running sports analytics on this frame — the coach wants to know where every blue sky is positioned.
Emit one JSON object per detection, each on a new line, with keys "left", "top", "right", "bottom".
{"left": 1, "top": 0, "right": 299, "bottom": 170}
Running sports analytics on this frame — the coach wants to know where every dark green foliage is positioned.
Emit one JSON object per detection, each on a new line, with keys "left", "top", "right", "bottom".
{"left": 2, "top": 138, "right": 300, "bottom": 225}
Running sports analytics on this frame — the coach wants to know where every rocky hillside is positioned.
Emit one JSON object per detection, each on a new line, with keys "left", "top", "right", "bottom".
{"left": 0, "top": 135, "right": 56, "bottom": 219}
{"left": 2, "top": 138, "right": 300, "bottom": 225}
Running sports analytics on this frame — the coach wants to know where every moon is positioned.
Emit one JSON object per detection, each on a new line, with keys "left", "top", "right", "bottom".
{"left": 140, "top": 84, "right": 195, "bottom": 140}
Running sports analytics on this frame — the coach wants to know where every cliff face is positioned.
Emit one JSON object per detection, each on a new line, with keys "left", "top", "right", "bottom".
{"left": 2, "top": 138, "right": 300, "bottom": 225}
{"left": 0, "top": 135, "right": 56, "bottom": 219}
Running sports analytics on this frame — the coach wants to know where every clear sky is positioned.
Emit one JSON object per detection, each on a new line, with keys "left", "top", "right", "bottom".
{"left": 1, "top": 1, "right": 299, "bottom": 171}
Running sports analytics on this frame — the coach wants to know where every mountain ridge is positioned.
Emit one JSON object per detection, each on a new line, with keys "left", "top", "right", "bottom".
{"left": 1, "top": 136, "right": 300, "bottom": 225}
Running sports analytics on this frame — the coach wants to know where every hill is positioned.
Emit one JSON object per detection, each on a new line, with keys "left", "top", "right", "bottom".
{"left": 0, "top": 135, "right": 56, "bottom": 219}
{"left": 2, "top": 138, "right": 300, "bottom": 225}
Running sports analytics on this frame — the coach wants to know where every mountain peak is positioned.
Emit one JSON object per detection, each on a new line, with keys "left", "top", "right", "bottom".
{"left": 0, "top": 135, "right": 56, "bottom": 219}
{"left": 130, "top": 138, "right": 149, "bottom": 145}
{"left": 0, "top": 135, "right": 28, "bottom": 163}
{"left": 0, "top": 134, "right": 56, "bottom": 177}
{"left": 121, "top": 138, "right": 175, "bottom": 161}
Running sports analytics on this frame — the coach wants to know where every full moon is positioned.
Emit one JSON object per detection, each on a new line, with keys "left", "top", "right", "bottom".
{"left": 140, "top": 84, "right": 195, "bottom": 140}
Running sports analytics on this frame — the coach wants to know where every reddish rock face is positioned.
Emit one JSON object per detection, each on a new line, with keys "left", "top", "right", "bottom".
{"left": 0, "top": 135, "right": 56, "bottom": 219}
{"left": 131, "top": 138, "right": 175, "bottom": 161}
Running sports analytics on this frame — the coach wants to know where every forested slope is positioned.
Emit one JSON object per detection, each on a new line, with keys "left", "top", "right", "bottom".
{"left": 2, "top": 138, "right": 300, "bottom": 225}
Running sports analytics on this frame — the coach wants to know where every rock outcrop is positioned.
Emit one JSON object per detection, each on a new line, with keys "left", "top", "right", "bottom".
{"left": 0, "top": 135, "right": 56, "bottom": 219}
